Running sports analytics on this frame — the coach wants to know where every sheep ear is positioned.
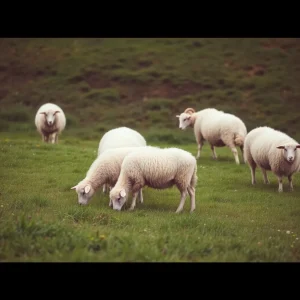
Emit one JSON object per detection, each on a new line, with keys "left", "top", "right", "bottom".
{"left": 40, "top": 112, "right": 46, "bottom": 115}
{"left": 176, "top": 115, "right": 180, "bottom": 118}
{"left": 276, "top": 146, "right": 285, "bottom": 149}
{"left": 71, "top": 185, "right": 77, "bottom": 190}
{"left": 54, "top": 111, "right": 60, "bottom": 115}
{"left": 120, "top": 189, "right": 126, "bottom": 197}
{"left": 296, "top": 145, "right": 300, "bottom": 149}
{"left": 84, "top": 185, "right": 91, "bottom": 194}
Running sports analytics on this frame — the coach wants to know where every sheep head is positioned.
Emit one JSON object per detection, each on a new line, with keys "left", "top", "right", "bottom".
{"left": 277, "top": 143, "right": 300, "bottom": 163}
{"left": 40, "top": 110, "right": 60, "bottom": 126}
{"left": 109, "top": 187, "right": 127, "bottom": 211}
{"left": 71, "top": 181, "right": 95, "bottom": 205}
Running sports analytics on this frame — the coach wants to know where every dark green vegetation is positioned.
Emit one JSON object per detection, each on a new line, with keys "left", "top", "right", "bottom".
{"left": 1, "top": 38, "right": 300, "bottom": 142}
{"left": 0, "top": 38, "right": 300, "bottom": 261}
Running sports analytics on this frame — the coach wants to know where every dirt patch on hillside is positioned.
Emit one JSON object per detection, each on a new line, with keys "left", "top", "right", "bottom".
{"left": 85, "top": 74, "right": 203, "bottom": 102}
{"left": 245, "top": 65, "right": 266, "bottom": 77}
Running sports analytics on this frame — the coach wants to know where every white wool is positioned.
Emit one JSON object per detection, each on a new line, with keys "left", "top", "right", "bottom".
{"left": 71, "top": 146, "right": 151, "bottom": 206}
{"left": 109, "top": 147, "right": 197, "bottom": 213}
{"left": 98, "top": 127, "right": 147, "bottom": 156}
{"left": 243, "top": 126, "right": 300, "bottom": 192}
{"left": 35, "top": 103, "right": 66, "bottom": 144}
{"left": 97, "top": 126, "right": 147, "bottom": 193}
{"left": 176, "top": 107, "right": 247, "bottom": 164}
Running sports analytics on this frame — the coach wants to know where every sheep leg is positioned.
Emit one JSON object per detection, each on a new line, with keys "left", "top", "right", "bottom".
{"left": 288, "top": 175, "right": 293, "bottom": 191}
{"left": 176, "top": 190, "right": 188, "bottom": 213}
{"left": 138, "top": 189, "right": 143, "bottom": 204}
{"left": 231, "top": 147, "right": 240, "bottom": 165}
{"left": 249, "top": 164, "right": 256, "bottom": 185}
{"left": 277, "top": 176, "right": 283, "bottom": 192}
{"left": 103, "top": 183, "right": 109, "bottom": 193}
{"left": 129, "top": 191, "right": 139, "bottom": 211}
{"left": 55, "top": 133, "right": 58, "bottom": 143}
{"left": 239, "top": 145, "right": 245, "bottom": 163}
{"left": 187, "top": 186, "right": 196, "bottom": 213}
{"left": 210, "top": 144, "right": 218, "bottom": 160}
{"left": 43, "top": 134, "right": 49, "bottom": 143}
{"left": 50, "top": 133, "right": 56, "bottom": 144}
{"left": 109, "top": 197, "right": 112, "bottom": 207}
{"left": 261, "top": 168, "right": 270, "bottom": 184}
{"left": 195, "top": 133, "right": 204, "bottom": 159}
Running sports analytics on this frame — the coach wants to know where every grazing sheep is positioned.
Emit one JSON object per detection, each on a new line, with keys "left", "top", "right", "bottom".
{"left": 35, "top": 103, "right": 66, "bottom": 144}
{"left": 243, "top": 126, "right": 300, "bottom": 192}
{"left": 109, "top": 147, "right": 197, "bottom": 213}
{"left": 176, "top": 107, "right": 247, "bottom": 164}
{"left": 71, "top": 146, "right": 148, "bottom": 206}
{"left": 97, "top": 127, "right": 147, "bottom": 193}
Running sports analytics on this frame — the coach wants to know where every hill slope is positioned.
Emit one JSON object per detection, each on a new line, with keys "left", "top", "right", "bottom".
{"left": 1, "top": 38, "right": 300, "bottom": 143}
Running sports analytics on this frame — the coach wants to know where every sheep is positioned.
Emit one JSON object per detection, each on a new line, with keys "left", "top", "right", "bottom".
{"left": 71, "top": 146, "right": 149, "bottom": 206}
{"left": 109, "top": 146, "right": 198, "bottom": 213}
{"left": 176, "top": 107, "right": 247, "bottom": 165}
{"left": 97, "top": 127, "right": 147, "bottom": 193}
{"left": 35, "top": 103, "right": 66, "bottom": 144}
{"left": 243, "top": 126, "right": 300, "bottom": 192}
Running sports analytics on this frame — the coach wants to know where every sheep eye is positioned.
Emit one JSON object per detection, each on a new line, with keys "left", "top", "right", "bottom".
{"left": 117, "top": 197, "right": 121, "bottom": 201}
{"left": 183, "top": 118, "right": 186, "bottom": 121}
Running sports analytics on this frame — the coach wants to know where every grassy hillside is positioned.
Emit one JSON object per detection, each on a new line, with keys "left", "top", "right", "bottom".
{"left": 1, "top": 38, "right": 300, "bottom": 143}
{"left": 1, "top": 137, "right": 299, "bottom": 262}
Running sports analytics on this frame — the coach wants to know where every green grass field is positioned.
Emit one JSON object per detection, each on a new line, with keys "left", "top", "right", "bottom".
{"left": 0, "top": 134, "right": 299, "bottom": 262}
{"left": 1, "top": 38, "right": 300, "bottom": 262}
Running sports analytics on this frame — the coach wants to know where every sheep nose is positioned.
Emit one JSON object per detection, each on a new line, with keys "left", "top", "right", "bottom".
{"left": 288, "top": 157, "right": 293, "bottom": 161}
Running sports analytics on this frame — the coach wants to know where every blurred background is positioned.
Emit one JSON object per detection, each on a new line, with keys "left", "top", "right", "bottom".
{"left": 1, "top": 38, "right": 299, "bottom": 144}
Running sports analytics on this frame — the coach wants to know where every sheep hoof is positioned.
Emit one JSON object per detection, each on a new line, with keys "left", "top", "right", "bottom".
{"left": 278, "top": 188, "right": 283, "bottom": 192}
{"left": 129, "top": 207, "right": 135, "bottom": 211}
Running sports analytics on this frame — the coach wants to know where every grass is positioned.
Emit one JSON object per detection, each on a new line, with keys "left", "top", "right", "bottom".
{"left": 1, "top": 38, "right": 300, "bottom": 140}
{"left": 0, "top": 135, "right": 299, "bottom": 262}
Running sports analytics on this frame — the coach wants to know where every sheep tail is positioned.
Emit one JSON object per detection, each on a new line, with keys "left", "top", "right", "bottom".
{"left": 234, "top": 134, "right": 244, "bottom": 146}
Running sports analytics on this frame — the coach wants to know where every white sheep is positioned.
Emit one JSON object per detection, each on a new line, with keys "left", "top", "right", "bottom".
{"left": 176, "top": 107, "right": 247, "bottom": 164}
{"left": 35, "top": 103, "right": 66, "bottom": 144}
{"left": 97, "top": 127, "right": 147, "bottom": 193}
{"left": 71, "top": 146, "right": 148, "bottom": 206}
{"left": 243, "top": 126, "right": 300, "bottom": 192}
{"left": 109, "top": 146, "right": 198, "bottom": 213}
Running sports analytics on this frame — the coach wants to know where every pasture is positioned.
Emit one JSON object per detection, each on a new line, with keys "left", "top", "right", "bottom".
{"left": 0, "top": 133, "right": 299, "bottom": 262}
{"left": 0, "top": 38, "right": 300, "bottom": 262}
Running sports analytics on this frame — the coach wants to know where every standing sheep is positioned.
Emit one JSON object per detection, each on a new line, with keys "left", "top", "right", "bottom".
{"left": 35, "top": 103, "right": 66, "bottom": 144}
{"left": 243, "top": 126, "right": 300, "bottom": 192}
{"left": 97, "top": 127, "right": 147, "bottom": 193}
{"left": 176, "top": 107, "right": 247, "bottom": 164}
{"left": 109, "top": 147, "right": 197, "bottom": 213}
{"left": 71, "top": 146, "right": 148, "bottom": 206}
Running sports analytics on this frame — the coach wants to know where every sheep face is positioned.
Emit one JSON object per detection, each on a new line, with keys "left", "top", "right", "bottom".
{"left": 277, "top": 143, "right": 300, "bottom": 163}
{"left": 176, "top": 113, "right": 192, "bottom": 130}
{"left": 40, "top": 110, "right": 60, "bottom": 126}
{"left": 109, "top": 188, "right": 127, "bottom": 211}
{"left": 71, "top": 183, "right": 95, "bottom": 205}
